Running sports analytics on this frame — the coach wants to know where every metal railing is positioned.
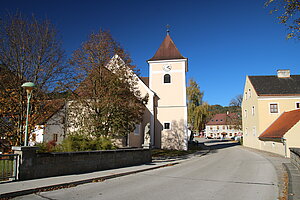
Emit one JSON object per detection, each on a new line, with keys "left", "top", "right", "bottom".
{"left": 0, "top": 154, "right": 18, "bottom": 182}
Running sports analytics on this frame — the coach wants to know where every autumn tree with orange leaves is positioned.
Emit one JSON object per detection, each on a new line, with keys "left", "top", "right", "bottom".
{"left": 0, "top": 12, "right": 68, "bottom": 148}
{"left": 67, "top": 30, "right": 148, "bottom": 142}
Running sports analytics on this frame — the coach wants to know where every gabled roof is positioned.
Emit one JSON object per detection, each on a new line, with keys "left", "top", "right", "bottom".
{"left": 259, "top": 109, "right": 300, "bottom": 140}
{"left": 140, "top": 77, "right": 149, "bottom": 87}
{"left": 206, "top": 113, "right": 239, "bottom": 125}
{"left": 248, "top": 75, "right": 300, "bottom": 96}
{"left": 148, "top": 34, "right": 185, "bottom": 61}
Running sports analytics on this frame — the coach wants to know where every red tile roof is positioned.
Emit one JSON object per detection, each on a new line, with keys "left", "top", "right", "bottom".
{"left": 259, "top": 109, "right": 300, "bottom": 140}
{"left": 148, "top": 34, "right": 185, "bottom": 61}
{"left": 206, "top": 113, "right": 238, "bottom": 125}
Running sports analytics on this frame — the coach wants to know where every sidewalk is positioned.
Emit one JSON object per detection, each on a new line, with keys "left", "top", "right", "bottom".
{"left": 243, "top": 146, "right": 300, "bottom": 200}
{"left": 0, "top": 149, "right": 209, "bottom": 199}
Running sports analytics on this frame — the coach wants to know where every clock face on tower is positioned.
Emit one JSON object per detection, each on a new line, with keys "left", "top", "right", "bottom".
{"left": 163, "top": 65, "right": 172, "bottom": 72}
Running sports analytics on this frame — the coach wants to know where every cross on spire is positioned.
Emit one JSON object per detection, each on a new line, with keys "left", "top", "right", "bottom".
{"left": 166, "top": 24, "right": 170, "bottom": 35}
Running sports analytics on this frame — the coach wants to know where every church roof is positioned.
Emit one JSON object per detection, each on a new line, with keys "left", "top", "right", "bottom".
{"left": 259, "top": 109, "right": 300, "bottom": 141}
{"left": 140, "top": 77, "right": 149, "bottom": 87}
{"left": 148, "top": 34, "right": 185, "bottom": 61}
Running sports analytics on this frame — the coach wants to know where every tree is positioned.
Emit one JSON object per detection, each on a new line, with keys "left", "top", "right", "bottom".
{"left": 187, "top": 79, "right": 209, "bottom": 139}
{"left": 68, "top": 30, "right": 148, "bottom": 141}
{"left": 229, "top": 94, "right": 243, "bottom": 107}
{"left": 266, "top": 0, "right": 300, "bottom": 39}
{"left": 0, "top": 12, "right": 67, "bottom": 147}
{"left": 228, "top": 94, "right": 242, "bottom": 130}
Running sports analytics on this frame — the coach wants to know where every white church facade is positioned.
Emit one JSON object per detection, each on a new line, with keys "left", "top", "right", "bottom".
{"left": 32, "top": 33, "right": 189, "bottom": 150}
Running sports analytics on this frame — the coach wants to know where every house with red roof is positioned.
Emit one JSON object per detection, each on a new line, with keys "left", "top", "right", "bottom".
{"left": 242, "top": 69, "right": 300, "bottom": 157}
{"left": 259, "top": 109, "right": 300, "bottom": 157}
{"left": 205, "top": 113, "right": 242, "bottom": 139}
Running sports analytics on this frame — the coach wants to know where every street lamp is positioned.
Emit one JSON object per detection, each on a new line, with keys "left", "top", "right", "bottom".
{"left": 21, "top": 82, "right": 35, "bottom": 146}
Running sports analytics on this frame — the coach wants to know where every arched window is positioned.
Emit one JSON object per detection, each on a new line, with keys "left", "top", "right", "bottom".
{"left": 164, "top": 74, "right": 171, "bottom": 83}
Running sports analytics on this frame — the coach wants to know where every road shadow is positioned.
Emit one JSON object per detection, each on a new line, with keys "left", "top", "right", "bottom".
{"left": 206, "top": 141, "right": 240, "bottom": 154}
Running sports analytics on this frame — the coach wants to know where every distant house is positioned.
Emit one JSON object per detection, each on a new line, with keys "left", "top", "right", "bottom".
{"left": 205, "top": 113, "right": 242, "bottom": 139}
{"left": 242, "top": 69, "right": 300, "bottom": 157}
{"left": 31, "top": 33, "right": 189, "bottom": 150}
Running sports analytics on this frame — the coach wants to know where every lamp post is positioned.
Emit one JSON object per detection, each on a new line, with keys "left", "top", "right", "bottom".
{"left": 21, "top": 82, "right": 35, "bottom": 146}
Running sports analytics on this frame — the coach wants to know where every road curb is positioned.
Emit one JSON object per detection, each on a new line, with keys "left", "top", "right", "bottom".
{"left": 283, "top": 163, "right": 300, "bottom": 200}
{"left": 0, "top": 162, "right": 179, "bottom": 199}
{"left": 0, "top": 149, "right": 210, "bottom": 199}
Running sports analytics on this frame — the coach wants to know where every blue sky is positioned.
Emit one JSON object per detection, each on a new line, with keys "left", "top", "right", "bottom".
{"left": 1, "top": 0, "right": 299, "bottom": 106}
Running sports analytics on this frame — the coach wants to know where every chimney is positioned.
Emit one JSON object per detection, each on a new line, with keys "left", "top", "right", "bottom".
{"left": 277, "top": 69, "right": 290, "bottom": 78}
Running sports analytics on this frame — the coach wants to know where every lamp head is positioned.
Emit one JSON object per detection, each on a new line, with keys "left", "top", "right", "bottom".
{"left": 21, "top": 82, "right": 36, "bottom": 93}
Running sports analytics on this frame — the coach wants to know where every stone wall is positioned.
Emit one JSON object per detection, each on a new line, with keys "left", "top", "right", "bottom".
{"left": 12, "top": 146, "right": 151, "bottom": 181}
{"left": 290, "top": 148, "right": 300, "bottom": 171}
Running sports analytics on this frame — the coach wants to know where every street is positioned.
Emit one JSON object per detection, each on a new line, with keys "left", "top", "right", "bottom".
{"left": 15, "top": 141, "right": 279, "bottom": 200}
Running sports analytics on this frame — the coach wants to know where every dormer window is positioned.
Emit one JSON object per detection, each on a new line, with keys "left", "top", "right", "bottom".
{"left": 164, "top": 74, "right": 171, "bottom": 83}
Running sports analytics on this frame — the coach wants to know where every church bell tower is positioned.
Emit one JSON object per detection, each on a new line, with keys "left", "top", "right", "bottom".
{"left": 148, "top": 31, "right": 188, "bottom": 150}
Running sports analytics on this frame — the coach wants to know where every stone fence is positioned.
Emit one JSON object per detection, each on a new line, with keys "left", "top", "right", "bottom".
{"left": 12, "top": 146, "right": 151, "bottom": 181}
{"left": 290, "top": 148, "right": 300, "bottom": 171}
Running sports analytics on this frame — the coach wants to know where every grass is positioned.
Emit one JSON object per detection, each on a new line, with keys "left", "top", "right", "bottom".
{"left": 151, "top": 149, "right": 198, "bottom": 158}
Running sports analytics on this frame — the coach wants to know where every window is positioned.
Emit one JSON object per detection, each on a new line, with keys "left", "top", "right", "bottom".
{"left": 270, "top": 103, "right": 278, "bottom": 113}
{"left": 252, "top": 106, "right": 255, "bottom": 116}
{"left": 245, "top": 92, "right": 247, "bottom": 100}
{"left": 164, "top": 122, "right": 171, "bottom": 130}
{"left": 252, "top": 127, "right": 256, "bottom": 136}
{"left": 296, "top": 102, "right": 300, "bottom": 109}
{"left": 248, "top": 89, "right": 251, "bottom": 98}
{"left": 134, "top": 124, "right": 140, "bottom": 135}
{"left": 244, "top": 109, "right": 247, "bottom": 118}
{"left": 53, "top": 134, "right": 58, "bottom": 142}
{"left": 163, "top": 74, "right": 171, "bottom": 83}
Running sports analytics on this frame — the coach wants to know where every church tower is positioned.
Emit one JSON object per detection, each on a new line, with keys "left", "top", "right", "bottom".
{"left": 148, "top": 33, "right": 188, "bottom": 150}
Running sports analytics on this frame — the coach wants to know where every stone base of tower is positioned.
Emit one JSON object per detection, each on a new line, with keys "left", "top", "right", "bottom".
{"left": 160, "top": 119, "right": 188, "bottom": 151}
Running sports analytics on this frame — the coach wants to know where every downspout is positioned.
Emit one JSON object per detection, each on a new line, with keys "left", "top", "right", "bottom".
{"left": 281, "top": 137, "right": 287, "bottom": 158}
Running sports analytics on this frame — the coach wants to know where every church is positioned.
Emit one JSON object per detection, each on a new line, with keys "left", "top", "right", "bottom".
{"left": 32, "top": 33, "right": 189, "bottom": 150}
{"left": 128, "top": 32, "right": 189, "bottom": 150}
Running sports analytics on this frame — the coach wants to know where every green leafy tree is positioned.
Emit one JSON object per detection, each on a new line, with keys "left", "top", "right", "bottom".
{"left": 187, "top": 79, "right": 210, "bottom": 139}
{"left": 266, "top": 0, "right": 300, "bottom": 39}
{"left": 68, "top": 30, "right": 148, "bottom": 142}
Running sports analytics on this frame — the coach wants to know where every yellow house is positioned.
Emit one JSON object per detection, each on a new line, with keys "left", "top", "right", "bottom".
{"left": 242, "top": 69, "right": 300, "bottom": 157}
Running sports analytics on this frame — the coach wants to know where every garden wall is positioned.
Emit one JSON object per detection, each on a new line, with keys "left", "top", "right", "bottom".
{"left": 12, "top": 146, "right": 151, "bottom": 181}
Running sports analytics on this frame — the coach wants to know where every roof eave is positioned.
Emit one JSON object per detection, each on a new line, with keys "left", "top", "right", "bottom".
{"left": 258, "top": 137, "right": 283, "bottom": 142}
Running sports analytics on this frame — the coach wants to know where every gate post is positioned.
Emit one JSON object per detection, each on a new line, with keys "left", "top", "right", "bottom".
{"left": 12, "top": 146, "right": 39, "bottom": 180}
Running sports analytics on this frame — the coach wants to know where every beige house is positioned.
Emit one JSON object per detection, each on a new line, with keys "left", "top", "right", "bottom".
{"left": 205, "top": 113, "right": 242, "bottom": 139}
{"left": 242, "top": 69, "right": 300, "bottom": 157}
{"left": 32, "top": 33, "right": 188, "bottom": 150}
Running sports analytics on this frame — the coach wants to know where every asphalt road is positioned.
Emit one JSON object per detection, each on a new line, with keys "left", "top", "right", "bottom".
{"left": 15, "top": 141, "right": 279, "bottom": 200}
